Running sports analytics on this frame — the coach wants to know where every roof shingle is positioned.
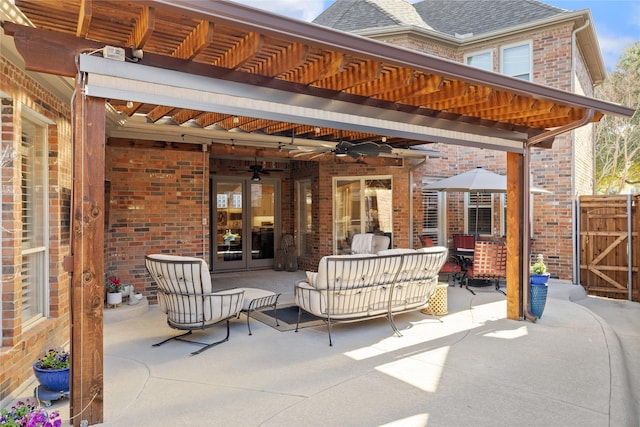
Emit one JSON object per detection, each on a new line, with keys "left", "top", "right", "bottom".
{"left": 314, "top": 0, "right": 432, "bottom": 32}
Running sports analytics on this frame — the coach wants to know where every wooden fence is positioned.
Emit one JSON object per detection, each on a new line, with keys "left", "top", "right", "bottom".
{"left": 578, "top": 195, "right": 639, "bottom": 302}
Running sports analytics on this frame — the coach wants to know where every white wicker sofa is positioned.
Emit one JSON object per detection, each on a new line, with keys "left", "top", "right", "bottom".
{"left": 294, "top": 246, "right": 448, "bottom": 345}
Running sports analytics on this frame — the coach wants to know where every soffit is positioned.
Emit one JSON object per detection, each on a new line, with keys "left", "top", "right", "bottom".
{"left": 9, "top": 0, "right": 634, "bottom": 155}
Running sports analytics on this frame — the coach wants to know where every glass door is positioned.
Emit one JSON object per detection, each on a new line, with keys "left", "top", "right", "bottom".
{"left": 212, "top": 178, "right": 278, "bottom": 271}
{"left": 334, "top": 177, "right": 392, "bottom": 254}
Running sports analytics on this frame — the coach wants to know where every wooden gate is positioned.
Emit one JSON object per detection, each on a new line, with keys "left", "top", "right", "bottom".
{"left": 578, "top": 195, "right": 639, "bottom": 301}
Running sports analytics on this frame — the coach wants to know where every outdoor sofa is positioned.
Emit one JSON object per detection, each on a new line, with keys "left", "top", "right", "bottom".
{"left": 295, "top": 246, "right": 448, "bottom": 345}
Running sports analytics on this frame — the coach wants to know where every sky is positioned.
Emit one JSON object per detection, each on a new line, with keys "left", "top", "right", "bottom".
{"left": 232, "top": 0, "right": 640, "bottom": 71}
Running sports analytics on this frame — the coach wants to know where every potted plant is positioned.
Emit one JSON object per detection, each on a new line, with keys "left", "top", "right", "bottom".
{"left": 106, "top": 277, "right": 123, "bottom": 306}
{"left": 33, "top": 348, "right": 70, "bottom": 393}
{"left": 0, "top": 398, "right": 61, "bottom": 426}
{"left": 530, "top": 254, "right": 550, "bottom": 284}
{"left": 530, "top": 254, "right": 549, "bottom": 318}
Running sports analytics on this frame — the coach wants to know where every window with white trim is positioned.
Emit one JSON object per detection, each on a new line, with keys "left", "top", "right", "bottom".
{"left": 421, "top": 177, "right": 446, "bottom": 245}
{"left": 465, "top": 50, "right": 493, "bottom": 71}
{"left": 501, "top": 42, "right": 531, "bottom": 81}
{"left": 465, "top": 193, "right": 493, "bottom": 236}
{"left": 20, "top": 116, "right": 48, "bottom": 325}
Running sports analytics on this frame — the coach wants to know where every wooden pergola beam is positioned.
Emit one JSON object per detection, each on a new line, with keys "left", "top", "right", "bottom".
{"left": 506, "top": 152, "right": 524, "bottom": 320}
{"left": 70, "top": 86, "right": 106, "bottom": 425}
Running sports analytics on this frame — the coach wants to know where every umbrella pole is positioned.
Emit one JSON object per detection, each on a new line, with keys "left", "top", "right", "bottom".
{"left": 474, "top": 191, "right": 479, "bottom": 238}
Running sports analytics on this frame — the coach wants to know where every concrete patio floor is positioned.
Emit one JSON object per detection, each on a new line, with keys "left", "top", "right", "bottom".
{"left": 5, "top": 269, "right": 640, "bottom": 426}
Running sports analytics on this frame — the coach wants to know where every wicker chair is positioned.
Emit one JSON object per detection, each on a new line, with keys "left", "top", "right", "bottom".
{"left": 145, "top": 254, "right": 244, "bottom": 355}
{"left": 464, "top": 241, "right": 507, "bottom": 295}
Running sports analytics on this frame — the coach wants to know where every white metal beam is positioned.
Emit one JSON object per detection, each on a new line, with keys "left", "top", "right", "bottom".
{"left": 80, "top": 54, "right": 527, "bottom": 153}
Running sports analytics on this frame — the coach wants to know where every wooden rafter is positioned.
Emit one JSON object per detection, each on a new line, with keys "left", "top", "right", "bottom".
{"left": 147, "top": 106, "right": 176, "bottom": 122}
{"left": 171, "top": 20, "right": 214, "bottom": 60}
{"left": 213, "top": 32, "right": 263, "bottom": 69}
{"left": 252, "top": 42, "right": 309, "bottom": 77}
{"left": 126, "top": 6, "right": 155, "bottom": 49}
{"left": 345, "top": 67, "right": 414, "bottom": 97}
{"left": 76, "top": 0, "right": 91, "bottom": 37}
{"left": 194, "top": 112, "right": 227, "bottom": 128}
{"left": 171, "top": 109, "right": 201, "bottom": 125}
{"left": 283, "top": 51, "right": 344, "bottom": 84}
{"left": 313, "top": 59, "right": 383, "bottom": 91}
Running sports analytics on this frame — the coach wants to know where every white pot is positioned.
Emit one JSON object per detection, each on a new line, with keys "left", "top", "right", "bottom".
{"left": 121, "top": 285, "right": 132, "bottom": 297}
{"left": 129, "top": 293, "right": 143, "bottom": 305}
{"left": 107, "top": 292, "right": 122, "bottom": 306}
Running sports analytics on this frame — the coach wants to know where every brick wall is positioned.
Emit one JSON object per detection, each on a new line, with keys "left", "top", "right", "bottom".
{"left": 105, "top": 145, "right": 209, "bottom": 303}
{"left": 0, "top": 57, "right": 71, "bottom": 403}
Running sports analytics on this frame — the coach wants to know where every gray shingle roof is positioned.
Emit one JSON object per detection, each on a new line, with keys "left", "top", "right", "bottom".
{"left": 315, "top": 0, "right": 568, "bottom": 37}
{"left": 414, "top": 0, "right": 566, "bottom": 37}
{"left": 313, "top": 0, "right": 432, "bottom": 32}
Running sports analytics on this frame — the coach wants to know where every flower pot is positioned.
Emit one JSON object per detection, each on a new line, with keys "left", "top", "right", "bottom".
{"left": 530, "top": 273, "right": 550, "bottom": 285}
{"left": 107, "top": 291, "right": 122, "bottom": 306}
{"left": 33, "top": 363, "right": 70, "bottom": 392}
{"left": 121, "top": 284, "right": 132, "bottom": 297}
{"left": 530, "top": 283, "right": 548, "bottom": 318}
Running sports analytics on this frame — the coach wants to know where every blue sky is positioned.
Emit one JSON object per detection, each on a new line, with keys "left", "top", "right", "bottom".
{"left": 233, "top": 0, "right": 639, "bottom": 71}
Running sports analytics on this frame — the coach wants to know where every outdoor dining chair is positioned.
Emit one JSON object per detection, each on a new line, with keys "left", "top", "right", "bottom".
{"left": 464, "top": 240, "right": 507, "bottom": 295}
{"left": 419, "top": 235, "right": 463, "bottom": 284}
{"left": 145, "top": 254, "right": 245, "bottom": 355}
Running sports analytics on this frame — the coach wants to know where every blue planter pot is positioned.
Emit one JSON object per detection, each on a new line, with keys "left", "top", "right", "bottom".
{"left": 529, "top": 283, "right": 548, "bottom": 318}
{"left": 530, "top": 274, "right": 550, "bottom": 285}
{"left": 33, "top": 363, "right": 70, "bottom": 392}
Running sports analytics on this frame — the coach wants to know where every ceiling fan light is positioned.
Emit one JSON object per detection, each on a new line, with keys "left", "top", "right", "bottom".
{"left": 251, "top": 170, "right": 261, "bottom": 181}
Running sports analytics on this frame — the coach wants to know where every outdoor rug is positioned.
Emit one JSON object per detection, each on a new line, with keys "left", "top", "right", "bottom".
{"left": 251, "top": 304, "right": 325, "bottom": 332}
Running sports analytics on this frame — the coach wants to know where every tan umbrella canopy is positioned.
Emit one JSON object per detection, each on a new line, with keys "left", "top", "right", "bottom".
{"left": 424, "top": 167, "right": 550, "bottom": 194}
{"left": 424, "top": 167, "right": 549, "bottom": 236}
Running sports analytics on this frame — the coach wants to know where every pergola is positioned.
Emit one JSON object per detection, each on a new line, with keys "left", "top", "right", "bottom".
{"left": 3, "top": 0, "right": 635, "bottom": 424}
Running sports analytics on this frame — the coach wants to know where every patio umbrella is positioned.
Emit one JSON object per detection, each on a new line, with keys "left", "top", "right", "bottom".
{"left": 424, "top": 167, "right": 550, "bottom": 236}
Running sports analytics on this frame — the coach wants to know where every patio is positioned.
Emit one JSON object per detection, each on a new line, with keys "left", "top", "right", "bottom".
{"left": 9, "top": 269, "right": 639, "bottom": 426}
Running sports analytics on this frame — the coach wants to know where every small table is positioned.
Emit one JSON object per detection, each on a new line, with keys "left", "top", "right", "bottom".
{"left": 238, "top": 288, "right": 280, "bottom": 335}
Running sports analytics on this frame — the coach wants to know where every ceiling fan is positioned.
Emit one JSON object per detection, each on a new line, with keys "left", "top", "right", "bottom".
{"left": 298, "top": 139, "right": 393, "bottom": 160}
{"left": 247, "top": 158, "right": 283, "bottom": 181}
{"left": 333, "top": 140, "right": 393, "bottom": 159}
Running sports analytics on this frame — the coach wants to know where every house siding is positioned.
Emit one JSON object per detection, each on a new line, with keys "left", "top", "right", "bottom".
{"left": 0, "top": 57, "right": 71, "bottom": 403}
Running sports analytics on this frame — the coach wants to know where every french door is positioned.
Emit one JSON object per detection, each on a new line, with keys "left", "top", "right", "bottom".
{"left": 334, "top": 176, "right": 393, "bottom": 254}
{"left": 211, "top": 177, "right": 279, "bottom": 271}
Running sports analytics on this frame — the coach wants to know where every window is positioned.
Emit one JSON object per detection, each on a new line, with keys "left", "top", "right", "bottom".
{"left": 334, "top": 177, "right": 392, "bottom": 254}
{"left": 465, "top": 193, "right": 493, "bottom": 236}
{"left": 465, "top": 50, "right": 493, "bottom": 71}
{"left": 501, "top": 42, "right": 531, "bottom": 81}
{"left": 421, "top": 177, "right": 446, "bottom": 245}
{"left": 20, "top": 116, "right": 48, "bottom": 325}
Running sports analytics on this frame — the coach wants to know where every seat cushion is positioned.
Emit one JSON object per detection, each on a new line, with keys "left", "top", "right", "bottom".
{"left": 237, "top": 288, "right": 276, "bottom": 311}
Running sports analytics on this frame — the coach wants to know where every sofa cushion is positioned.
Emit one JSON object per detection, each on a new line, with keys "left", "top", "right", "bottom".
{"left": 377, "top": 248, "right": 416, "bottom": 256}
{"left": 372, "top": 235, "right": 391, "bottom": 254}
{"left": 313, "top": 253, "right": 377, "bottom": 289}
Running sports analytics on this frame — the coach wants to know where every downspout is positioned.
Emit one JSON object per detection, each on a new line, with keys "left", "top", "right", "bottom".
{"left": 524, "top": 109, "right": 594, "bottom": 322}
{"left": 571, "top": 19, "right": 591, "bottom": 284}
{"left": 409, "top": 158, "right": 427, "bottom": 248}
{"left": 202, "top": 144, "right": 208, "bottom": 258}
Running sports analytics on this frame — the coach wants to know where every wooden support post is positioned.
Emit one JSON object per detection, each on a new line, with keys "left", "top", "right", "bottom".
{"left": 506, "top": 152, "right": 524, "bottom": 320}
{"left": 70, "top": 85, "right": 105, "bottom": 425}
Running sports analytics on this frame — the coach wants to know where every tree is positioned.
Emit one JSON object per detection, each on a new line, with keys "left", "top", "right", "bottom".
{"left": 595, "top": 41, "right": 640, "bottom": 194}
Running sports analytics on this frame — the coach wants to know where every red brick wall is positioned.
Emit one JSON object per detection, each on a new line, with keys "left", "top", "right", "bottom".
{"left": 1, "top": 57, "right": 71, "bottom": 403}
{"left": 105, "top": 145, "right": 209, "bottom": 303}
